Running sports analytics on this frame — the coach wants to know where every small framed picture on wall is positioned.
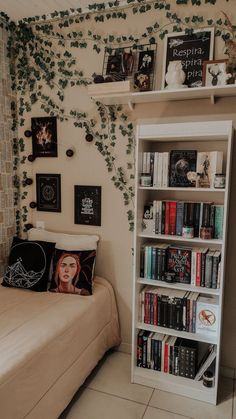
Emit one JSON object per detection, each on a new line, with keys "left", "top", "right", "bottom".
{"left": 32, "top": 116, "right": 58, "bottom": 157}
{"left": 74, "top": 185, "right": 101, "bottom": 226}
{"left": 36, "top": 173, "right": 61, "bottom": 212}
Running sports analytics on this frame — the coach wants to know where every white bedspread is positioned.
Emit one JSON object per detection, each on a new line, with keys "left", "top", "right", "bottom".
{"left": 0, "top": 276, "right": 120, "bottom": 419}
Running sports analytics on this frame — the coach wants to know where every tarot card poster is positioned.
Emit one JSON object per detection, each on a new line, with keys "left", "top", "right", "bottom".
{"left": 36, "top": 174, "right": 61, "bottom": 212}
{"left": 32, "top": 116, "right": 57, "bottom": 157}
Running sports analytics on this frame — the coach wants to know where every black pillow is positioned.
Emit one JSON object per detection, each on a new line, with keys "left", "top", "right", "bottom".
{"left": 2, "top": 237, "right": 55, "bottom": 292}
{"left": 49, "top": 248, "right": 96, "bottom": 295}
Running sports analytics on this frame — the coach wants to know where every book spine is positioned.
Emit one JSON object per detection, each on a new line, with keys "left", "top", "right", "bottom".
{"left": 151, "top": 247, "right": 157, "bottom": 280}
{"left": 157, "top": 248, "right": 162, "bottom": 280}
{"left": 153, "top": 152, "right": 158, "bottom": 187}
{"left": 165, "top": 202, "right": 170, "bottom": 235}
{"left": 140, "top": 246, "right": 145, "bottom": 278}
{"left": 200, "top": 251, "right": 207, "bottom": 287}
{"left": 191, "top": 249, "right": 196, "bottom": 286}
{"left": 164, "top": 340, "right": 169, "bottom": 373}
{"left": 205, "top": 253, "right": 213, "bottom": 288}
{"left": 212, "top": 253, "right": 221, "bottom": 289}
{"left": 137, "top": 331, "right": 143, "bottom": 367}
{"left": 150, "top": 152, "right": 155, "bottom": 186}
{"left": 157, "top": 153, "right": 163, "bottom": 187}
{"left": 169, "top": 201, "right": 177, "bottom": 235}
{"left": 214, "top": 206, "right": 224, "bottom": 239}
{"left": 195, "top": 251, "right": 202, "bottom": 287}
{"left": 161, "top": 201, "right": 166, "bottom": 234}
{"left": 176, "top": 201, "right": 184, "bottom": 236}
{"left": 193, "top": 203, "right": 201, "bottom": 237}
{"left": 142, "top": 334, "right": 148, "bottom": 368}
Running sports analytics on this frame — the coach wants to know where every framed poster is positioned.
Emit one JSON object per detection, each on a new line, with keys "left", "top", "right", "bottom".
{"left": 202, "top": 59, "right": 229, "bottom": 86}
{"left": 162, "top": 28, "right": 214, "bottom": 89}
{"left": 36, "top": 174, "right": 61, "bottom": 212}
{"left": 74, "top": 185, "right": 101, "bottom": 226}
{"left": 32, "top": 116, "right": 58, "bottom": 157}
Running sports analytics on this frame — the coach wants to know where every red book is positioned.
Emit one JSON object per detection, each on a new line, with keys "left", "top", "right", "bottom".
{"left": 165, "top": 201, "right": 170, "bottom": 235}
{"left": 164, "top": 339, "right": 169, "bottom": 373}
{"left": 153, "top": 293, "right": 158, "bottom": 326}
{"left": 196, "top": 251, "right": 202, "bottom": 286}
{"left": 169, "top": 201, "right": 177, "bottom": 235}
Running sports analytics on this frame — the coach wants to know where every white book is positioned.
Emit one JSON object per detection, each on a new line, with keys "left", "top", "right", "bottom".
{"left": 191, "top": 248, "right": 196, "bottom": 286}
{"left": 142, "top": 152, "right": 147, "bottom": 173}
{"left": 162, "top": 152, "right": 170, "bottom": 187}
{"left": 146, "top": 152, "right": 151, "bottom": 174}
{"left": 153, "top": 152, "right": 159, "bottom": 187}
{"left": 157, "top": 153, "right": 163, "bottom": 187}
{"left": 152, "top": 200, "right": 157, "bottom": 234}
{"left": 196, "top": 151, "right": 223, "bottom": 188}
{"left": 196, "top": 295, "right": 219, "bottom": 336}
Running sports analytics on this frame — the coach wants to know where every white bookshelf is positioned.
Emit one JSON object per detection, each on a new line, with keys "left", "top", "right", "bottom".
{"left": 131, "top": 120, "right": 233, "bottom": 405}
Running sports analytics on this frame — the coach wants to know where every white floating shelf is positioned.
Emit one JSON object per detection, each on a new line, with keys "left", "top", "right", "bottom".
{"left": 89, "top": 84, "right": 236, "bottom": 108}
{"left": 136, "top": 322, "right": 217, "bottom": 344}
{"left": 138, "top": 233, "right": 223, "bottom": 245}
{"left": 137, "top": 278, "right": 220, "bottom": 295}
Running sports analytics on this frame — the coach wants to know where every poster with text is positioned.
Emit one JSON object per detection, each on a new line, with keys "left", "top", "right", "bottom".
{"left": 74, "top": 185, "right": 101, "bottom": 226}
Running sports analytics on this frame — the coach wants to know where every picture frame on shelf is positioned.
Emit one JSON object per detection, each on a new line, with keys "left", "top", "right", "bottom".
{"left": 32, "top": 116, "right": 58, "bottom": 158}
{"left": 134, "top": 72, "right": 151, "bottom": 91}
{"left": 162, "top": 28, "right": 214, "bottom": 89}
{"left": 137, "top": 50, "right": 154, "bottom": 73}
{"left": 74, "top": 185, "right": 101, "bottom": 226}
{"left": 36, "top": 173, "right": 61, "bottom": 212}
{"left": 202, "top": 59, "right": 231, "bottom": 87}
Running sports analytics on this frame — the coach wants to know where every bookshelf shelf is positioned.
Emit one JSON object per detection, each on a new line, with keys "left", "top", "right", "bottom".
{"left": 138, "top": 233, "right": 223, "bottom": 245}
{"left": 137, "top": 278, "right": 220, "bottom": 296}
{"left": 137, "top": 322, "right": 217, "bottom": 344}
{"left": 139, "top": 186, "right": 225, "bottom": 193}
{"left": 132, "top": 120, "right": 233, "bottom": 406}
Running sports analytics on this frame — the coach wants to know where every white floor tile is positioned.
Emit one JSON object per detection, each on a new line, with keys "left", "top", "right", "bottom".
{"left": 143, "top": 406, "right": 192, "bottom": 419}
{"left": 64, "top": 388, "right": 146, "bottom": 419}
{"left": 149, "top": 377, "right": 233, "bottom": 419}
{"left": 86, "top": 351, "right": 153, "bottom": 404}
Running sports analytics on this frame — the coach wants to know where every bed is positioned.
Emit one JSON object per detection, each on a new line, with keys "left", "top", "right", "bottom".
{"left": 0, "top": 275, "right": 121, "bottom": 419}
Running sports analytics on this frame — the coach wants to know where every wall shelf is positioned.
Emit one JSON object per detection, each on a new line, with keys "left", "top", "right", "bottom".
{"left": 137, "top": 278, "right": 220, "bottom": 296}
{"left": 89, "top": 84, "right": 236, "bottom": 109}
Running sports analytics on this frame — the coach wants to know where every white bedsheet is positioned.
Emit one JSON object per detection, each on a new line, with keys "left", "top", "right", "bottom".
{"left": 0, "top": 276, "right": 120, "bottom": 419}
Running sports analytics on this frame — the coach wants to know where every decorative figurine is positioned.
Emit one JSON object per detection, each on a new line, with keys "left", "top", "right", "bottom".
{"left": 165, "top": 60, "right": 187, "bottom": 89}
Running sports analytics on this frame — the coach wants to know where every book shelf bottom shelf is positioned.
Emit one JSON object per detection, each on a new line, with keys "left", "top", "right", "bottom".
{"left": 132, "top": 367, "right": 217, "bottom": 404}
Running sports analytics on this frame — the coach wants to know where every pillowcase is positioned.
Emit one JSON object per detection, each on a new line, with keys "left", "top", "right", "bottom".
{"left": 49, "top": 248, "right": 96, "bottom": 295}
{"left": 2, "top": 237, "right": 55, "bottom": 292}
{"left": 28, "top": 228, "right": 99, "bottom": 250}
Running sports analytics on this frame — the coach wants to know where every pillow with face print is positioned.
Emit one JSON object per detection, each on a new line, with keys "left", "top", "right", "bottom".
{"left": 49, "top": 248, "right": 96, "bottom": 295}
{"left": 2, "top": 237, "right": 55, "bottom": 292}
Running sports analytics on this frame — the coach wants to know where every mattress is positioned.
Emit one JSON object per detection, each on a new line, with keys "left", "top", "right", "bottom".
{"left": 0, "top": 276, "right": 121, "bottom": 419}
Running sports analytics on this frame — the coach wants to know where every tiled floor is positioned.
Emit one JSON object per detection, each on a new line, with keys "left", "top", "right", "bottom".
{"left": 60, "top": 351, "right": 235, "bottom": 419}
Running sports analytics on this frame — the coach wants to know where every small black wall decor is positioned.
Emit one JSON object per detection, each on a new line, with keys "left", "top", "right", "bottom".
{"left": 36, "top": 174, "right": 61, "bottom": 212}
{"left": 74, "top": 185, "right": 101, "bottom": 226}
{"left": 32, "top": 116, "right": 58, "bottom": 157}
{"left": 162, "top": 28, "right": 214, "bottom": 88}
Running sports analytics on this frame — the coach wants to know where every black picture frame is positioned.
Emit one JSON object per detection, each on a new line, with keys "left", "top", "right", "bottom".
{"left": 137, "top": 50, "right": 154, "bottom": 73}
{"left": 74, "top": 185, "right": 101, "bottom": 226}
{"left": 32, "top": 116, "right": 58, "bottom": 157}
{"left": 162, "top": 28, "right": 214, "bottom": 88}
{"left": 36, "top": 174, "right": 61, "bottom": 212}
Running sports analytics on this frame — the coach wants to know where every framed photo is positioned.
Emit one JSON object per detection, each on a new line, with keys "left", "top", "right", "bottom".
{"left": 36, "top": 174, "right": 61, "bottom": 212}
{"left": 74, "top": 185, "right": 101, "bottom": 226}
{"left": 106, "top": 52, "right": 123, "bottom": 75}
{"left": 134, "top": 72, "right": 150, "bottom": 91}
{"left": 162, "top": 28, "right": 214, "bottom": 88}
{"left": 137, "top": 50, "right": 154, "bottom": 73}
{"left": 32, "top": 116, "right": 58, "bottom": 157}
{"left": 202, "top": 60, "right": 229, "bottom": 86}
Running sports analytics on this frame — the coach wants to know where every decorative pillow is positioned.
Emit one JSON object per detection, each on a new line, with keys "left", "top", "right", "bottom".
{"left": 2, "top": 237, "right": 55, "bottom": 292}
{"left": 49, "top": 248, "right": 96, "bottom": 295}
{"left": 28, "top": 228, "right": 99, "bottom": 250}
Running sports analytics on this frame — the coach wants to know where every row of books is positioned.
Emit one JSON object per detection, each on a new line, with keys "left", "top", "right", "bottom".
{"left": 139, "top": 287, "right": 199, "bottom": 333}
{"left": 143, "top": 200, "right": 224, "bottom": 240}
{"left": 140, "top": 244, "right": 221, "bottom": 288}
{"left": 137, "top": 330, "right": 216, "bottom": 381}
{"left": 141, "top": 150, "right": 223, "bottom": 188}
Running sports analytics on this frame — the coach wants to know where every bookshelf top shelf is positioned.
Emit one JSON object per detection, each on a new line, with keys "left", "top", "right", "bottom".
{"left": 139, "top": 186, "right": 225, "bottom": 193}
{"left": 90, "top": 84, "right": 236, "bottom": 109}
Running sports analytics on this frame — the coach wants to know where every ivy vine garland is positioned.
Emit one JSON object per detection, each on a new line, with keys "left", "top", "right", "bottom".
{"left": 0, "top": 0, "right": 234, "bottom": 232}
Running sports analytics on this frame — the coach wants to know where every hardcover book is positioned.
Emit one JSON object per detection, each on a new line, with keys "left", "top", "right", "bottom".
{"left": 167, "top": 246, "right": 192, "bottom": 284}
{"left": 169, "top": 150, "right": 197, "bottom": 187}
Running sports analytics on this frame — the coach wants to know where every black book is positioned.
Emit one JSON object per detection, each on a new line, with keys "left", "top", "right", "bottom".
{"left": 161, "top": 295, "right": 169, "bottom": 327}
{"left": 169, "top": 150, "right": 197, "bottom": 187}
{"left": 201, "top": 203, "right": 213, "bottom": 228}
{"left": 193, "top": 203, "right": 201, "bottom": 237}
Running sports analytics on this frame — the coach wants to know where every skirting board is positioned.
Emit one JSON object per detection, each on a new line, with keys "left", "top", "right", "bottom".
{"left": 116, "top": 344, "right": 235, "bottom": 379}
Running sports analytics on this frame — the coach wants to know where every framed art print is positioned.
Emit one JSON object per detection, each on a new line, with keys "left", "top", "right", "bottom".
{"left": 36, "top": 174, "right": 61, "bottom": 212}
{"left": 74, "top": 185, "right": 101, "bottom": 226}
{"left": 162, "top": 28, "right": 214, "bottom": 88}
{"left": 202, "top": 60, "right": 229, "bottom": 86}
{"left": 32, "top": 116, "right": 58, "bottom": 157}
